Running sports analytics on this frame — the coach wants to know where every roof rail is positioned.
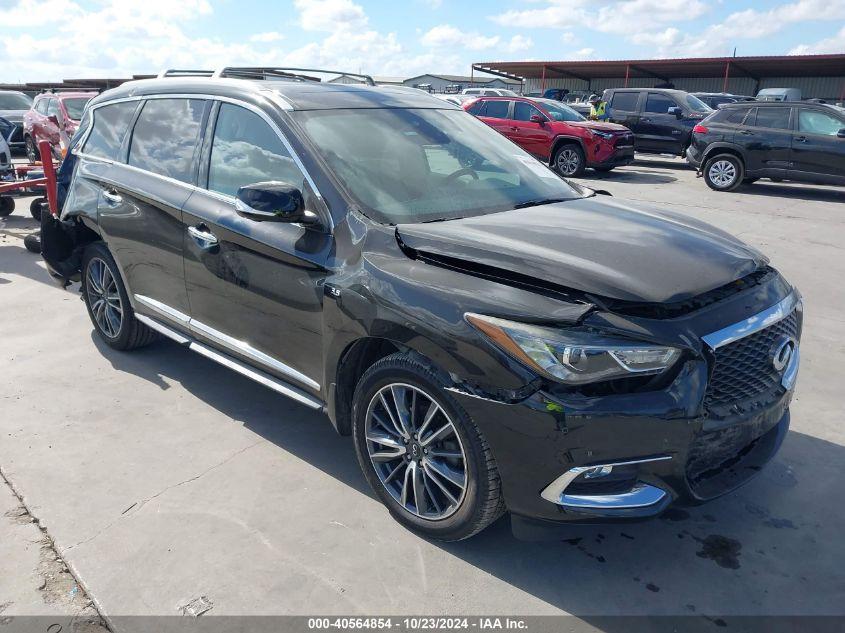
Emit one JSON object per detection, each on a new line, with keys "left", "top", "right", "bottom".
{"left": 213, "top": 67, "right": 376, "bottom": 86}
{"left": 157, "top": 69, "right": 215, "bottom": 79}
{"left": 39, "top": 87, "right": 99, "bottom": 93}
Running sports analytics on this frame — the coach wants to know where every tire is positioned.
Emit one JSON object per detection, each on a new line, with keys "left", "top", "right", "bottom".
{"left": 352, "top": 352, "right": 505, "bottom": 541}
{"left": 25, "top": 136, "right": 38, "bottom": 164}
{"left": 703, "top": 154, "right": 744, "bottom": 191}
{"left": 0, "top": 196, "right": 14, "bottom": 217}
{"left": 553, "top": 143, "right": 586, "bottom": 177}
{"left": 30, "top": 198, "right": 44, "bottom": 221}
{"left": 81, "top": 242, "right": 158, "bottom": 351}
{"left": 23, "top": 232, "right": 41, "bottom": 253}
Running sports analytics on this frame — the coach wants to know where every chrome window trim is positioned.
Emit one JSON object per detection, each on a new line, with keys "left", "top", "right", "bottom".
{"left": 702, "top": 292, "right": 801, "bottom": 350}
{"left": 540, "top": 455, "right": 672, "bottom": 506}
{"left": 74, "top": 92, "right": 330, "bottom": 228}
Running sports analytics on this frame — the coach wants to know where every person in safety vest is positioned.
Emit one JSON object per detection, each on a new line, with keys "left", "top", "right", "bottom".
{"left": 588, "top": 94, "right": 610, "bottom": 121}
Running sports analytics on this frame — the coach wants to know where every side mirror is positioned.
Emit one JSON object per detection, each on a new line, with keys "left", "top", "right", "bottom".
{"left": 838, "top": 128, "right": 845, "bottom": 138}
{"left": 529, "top": 113, "right": 547, "bottom": 124}
{"left": 667, "top": 106, "right": 682, "bottom": 118}
{"left": 235, "top": 181, "right": 313, "bottom": 223}
{"left": 47, "top": 114, "right": 60, "bottom": 126}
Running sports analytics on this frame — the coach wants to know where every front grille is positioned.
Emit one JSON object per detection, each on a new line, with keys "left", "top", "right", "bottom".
{"left": 705, "top": 310, "right": 800, "bottom": 410}
{"left": 614, "top": 133, "right": 634, "bottom": 147}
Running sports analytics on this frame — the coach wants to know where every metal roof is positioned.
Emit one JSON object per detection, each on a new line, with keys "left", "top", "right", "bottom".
{"left": 473, "top": 54, "right": 845, "bottom": 81}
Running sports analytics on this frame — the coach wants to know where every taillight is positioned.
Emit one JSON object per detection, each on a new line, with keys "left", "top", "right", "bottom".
{"left": 693, "top": 124, "right": 708, "bottom": 134}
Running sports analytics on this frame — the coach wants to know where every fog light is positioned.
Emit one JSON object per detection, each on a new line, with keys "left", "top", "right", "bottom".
{"left": 583, "top": 465, "right": 613, "bottom": 479}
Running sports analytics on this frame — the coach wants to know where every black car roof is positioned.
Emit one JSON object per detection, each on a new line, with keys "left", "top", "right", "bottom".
{"left": 607, "top": 88, "right": 688, "bottom": 96}
{"left": 90, "top": 78, "right": 455, "bottom": 111}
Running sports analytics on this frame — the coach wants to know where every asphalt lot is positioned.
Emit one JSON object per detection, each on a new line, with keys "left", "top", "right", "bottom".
{"left": 1, "top": 156, "right": 844, "bottom": 628}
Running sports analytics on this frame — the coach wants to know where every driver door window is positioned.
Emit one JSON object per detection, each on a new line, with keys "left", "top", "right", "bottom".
{"left": 208, "top": 103, "right": 305, "bottom": 197}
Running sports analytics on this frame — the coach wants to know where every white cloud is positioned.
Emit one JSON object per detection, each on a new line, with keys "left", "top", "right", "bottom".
{"left": 567, "top": 47, "right": 596, "bottom": 60}
{"left": 250, "top": 31, "right": 285, "bottom": 43}
{"left": 293, "top": 0, "right": 367, "bottom": 32}
{"left": 505, "top": 34, "right": 533, "bottom": 53}
{"left": 789, "top": 26, "right": 845, "bottom": 54}
{"left": 421, "top": 24, "right": 499, "bottom": 51}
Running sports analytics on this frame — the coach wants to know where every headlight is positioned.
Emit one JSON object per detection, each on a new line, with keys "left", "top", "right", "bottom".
{"left": 466, "top": 313, "right": 680, "bottom": 386}
{"left": 590, "top": 129, "right": 613, "bottom": 140}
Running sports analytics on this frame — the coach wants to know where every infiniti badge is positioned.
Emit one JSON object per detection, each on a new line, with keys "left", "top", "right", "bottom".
{"left": 771, "top": 336, "right": 796, "bottom": 372}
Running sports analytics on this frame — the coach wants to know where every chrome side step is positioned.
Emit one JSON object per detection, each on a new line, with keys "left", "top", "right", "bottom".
{"left": 134, "top": 312, "right": 324, "bottom": 411}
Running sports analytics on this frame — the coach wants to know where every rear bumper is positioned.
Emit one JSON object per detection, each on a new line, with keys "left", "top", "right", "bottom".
{"left": 686, "top": 143, "right": 704, "bottom": 168}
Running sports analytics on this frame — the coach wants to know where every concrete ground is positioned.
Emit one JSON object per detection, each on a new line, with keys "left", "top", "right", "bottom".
{"left": 1, "top": 156, "right": 843, "bottom": 628}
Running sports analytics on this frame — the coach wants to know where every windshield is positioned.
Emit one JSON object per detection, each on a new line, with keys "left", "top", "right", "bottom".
{"left": 294, "top": 108, "right": 580, "bottom": 224}
{"left": 685, "top": 94, "right": 713, "bottom": 113}
{"left": 63, "top": 98, "right": 91, "bottom": 121}
{"left": 0, "top": 92, "right": 32, "bottom": 110}
{"left": 536, "top": 99, "right": 586, "bottom": 122}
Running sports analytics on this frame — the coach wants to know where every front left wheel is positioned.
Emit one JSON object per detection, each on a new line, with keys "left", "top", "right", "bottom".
{"left": 82, "top": 243, "right": 158, "bottom": 350}
{"left": 24, "top": 136, "right": 38, "bottom": 164}
{"left": 352, "top": 353, "right": 505, "bottom": 541}
{"left": 0, "top": 197, "right": 14, "bottom": 217}
{"left": 553, "top": 144, "right": 586, "bottom": 177}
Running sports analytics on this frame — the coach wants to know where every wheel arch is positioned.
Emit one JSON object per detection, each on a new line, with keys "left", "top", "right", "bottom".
{"left": 701, "top": 142, "right": 747, "bottom": 168}
{"left": 549, "top": 134, "right": 586, "bottom": 165}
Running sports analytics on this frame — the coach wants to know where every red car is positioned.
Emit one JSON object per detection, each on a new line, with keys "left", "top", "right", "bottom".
{"left": 23, "top": 91, "right": 96, "bottom": 162}
{"left": 463, "top": 96, "right": 634, "bottom": 177}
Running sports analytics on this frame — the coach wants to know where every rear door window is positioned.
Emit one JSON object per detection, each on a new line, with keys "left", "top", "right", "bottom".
{"left": 128, "top": 98, "right": 206, "bottom": 184}
{"left": 82, "top": 101, "right": 140, "bottom": 161}
{"left": 466, "top": 100, "right": 486, "bottom": 115}
{"left": 35, "top": 98, "right": 49, "bottom": 115}
{"left": 645, "top": 93, "right": 677, "bottom": 114}
{"left": 610, "top": 92, "right": 639, "bottom": 112}
{"left": 483, "top": 100, "right": 510, "bottom": 119}
{"left": 751, "top": 107, "right": 791, "bottom": 130}
{"left": 207, "top": 103, "right": 304, "bottom": 198}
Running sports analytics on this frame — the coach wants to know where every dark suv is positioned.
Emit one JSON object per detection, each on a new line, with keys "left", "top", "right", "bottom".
{"left": 42, "top": 68, "right": 802, "bottom": 541}
{"left": 687, "top": 101, "right": 845, "bottom": 191}
{"left": 602, "top": 88, "right": 713, "bottom": 156}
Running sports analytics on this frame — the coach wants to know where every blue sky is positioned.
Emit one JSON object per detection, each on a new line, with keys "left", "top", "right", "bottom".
{"left": 1, "top": 0, "right": 843, "bottom": 82}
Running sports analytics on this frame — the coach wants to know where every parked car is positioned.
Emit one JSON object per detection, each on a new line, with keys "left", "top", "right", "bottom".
{"left": 757, "top": 88, "right": 801, "bottom": 102}
{"left": 687, "top": 101, "right": 845, "bottom": 191}
{"left": 23, "top": 91, "right": 96, "bottom": 163}
{"left": 462, "top": 87, "right": 519, "bottom": 97}
{"left": 43, "top": 70, "right": 802, "bottom": 541}
{"left": 434, "top": 94, "right": 475, "bottom": 107}
{"left": 463, "top": 96, "right": 634, "bottom": 176}
{"left": 0, "top": 90, "right": 33, "bottom": 153}
{"left": 602, "top": 88, "right": 712, "bottom": 156}
{"left": 567, "top": 102, "right": 592, "bottom": 117}
{"left": 0, "top": 120, "right": 13, "bottom": 216}
{"left": 692, "top": 92, "right": 755, "bottom": 109}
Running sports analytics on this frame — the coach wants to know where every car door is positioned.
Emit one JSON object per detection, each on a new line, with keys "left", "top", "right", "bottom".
{"left": 181, "top": 101, "right": 332, "bottom": 393}
{"left": 790, "top": 107, "right": 845, "bottom": 184}
{"left": 606, "top": 91, "right": 641, "bottom": 135}
{"left": 94, "top": 97, "right": 208, "bottom": 322}
{"left": 510, "top": 101, "right": 555, "bottom": 158}
{"left": 638, "top": 93, "right": 685, "bottom": 153}
{"left": 478, "top": 99, "right": 514, "bottom": 140}
{"left": 735, "top": 106, "right": 792, "bottom": 177}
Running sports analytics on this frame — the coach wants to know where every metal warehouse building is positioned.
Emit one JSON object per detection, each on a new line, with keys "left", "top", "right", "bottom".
{"left": 473, "top": 54, "right": 845, "bottom": 102}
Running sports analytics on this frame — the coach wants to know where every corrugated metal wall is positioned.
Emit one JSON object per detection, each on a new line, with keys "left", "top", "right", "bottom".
{"left": 525, "top": 75, "right": 845, "bottom": 100}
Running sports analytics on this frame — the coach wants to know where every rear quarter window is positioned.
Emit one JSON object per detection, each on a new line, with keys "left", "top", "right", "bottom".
{"left": 610, "top": 92, "right": 639, "bottom": 112}
{"left": 128, "top": 98, "right": 206, "bottom": 184}
{"left": 82, "top": 101, "right": 140, "bottom": 161}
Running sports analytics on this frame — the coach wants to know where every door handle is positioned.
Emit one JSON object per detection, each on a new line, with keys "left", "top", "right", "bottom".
{"left": 188, "top": 225, "right": 219, "bottom": 247}
{"left": 739, "top": 130, "right": 753, "bottom": 136}
{"left": 641, "top": 117, "right": 651, "bottom": 122}
{"left": 795, "top": 136, "right": 808, "bottom": 143}
{"left": 510, "top": 126, "right": 518, "bottom": 131}
{"left": 102, "top": 189, "right": 122, "bottom": 205}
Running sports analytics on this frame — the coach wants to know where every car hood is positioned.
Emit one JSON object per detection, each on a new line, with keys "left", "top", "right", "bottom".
{"left": 566, "top": 120, "right": 630, "bottom": 133}
{"left": 396, "top": 197, "right": 767, "bottom": 304}
{"left": 0, "top": 110, "right": 25, "bottom": 123}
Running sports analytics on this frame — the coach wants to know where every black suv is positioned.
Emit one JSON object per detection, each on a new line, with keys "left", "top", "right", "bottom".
{"left": 687, "top": 101, "right": 845, "bottom": 191}
{"left": 42, "top": 68, "right": 802, "bottom": 541}
{"left": 602, "top": 88, "right": 713, "bottom": 156}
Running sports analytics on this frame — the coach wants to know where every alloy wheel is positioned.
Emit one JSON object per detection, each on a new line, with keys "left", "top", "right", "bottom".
{"left": 365, "top": 383, "right": 468, "bottom": 520}
{"left": 708, "top": 160, "right": 737, "bottom": 188}
{"left": 556, "top": 148, "right": 581, "bottom": 176}
{"left": 25, "top": 137, "right": 38, "bottom": 164}
{"left": 86, "top": 257, "right": 123, "bottom": 338}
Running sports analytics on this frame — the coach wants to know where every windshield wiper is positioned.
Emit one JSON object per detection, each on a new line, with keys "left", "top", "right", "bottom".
{"left": 511, "top": 197, "right": 571, "bottom": 210}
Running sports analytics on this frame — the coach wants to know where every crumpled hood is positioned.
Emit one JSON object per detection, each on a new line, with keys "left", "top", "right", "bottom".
{"left": 396, "top": 197, "right": 767, "bottom": 304}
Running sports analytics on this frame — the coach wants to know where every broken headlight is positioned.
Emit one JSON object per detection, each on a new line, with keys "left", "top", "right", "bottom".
{"left": 466, "top": 313, "right": 680, "bottom": 386}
